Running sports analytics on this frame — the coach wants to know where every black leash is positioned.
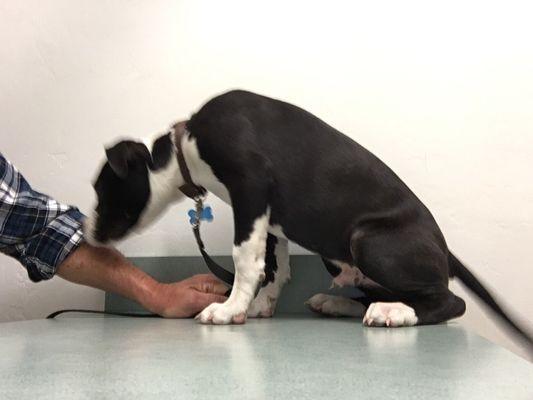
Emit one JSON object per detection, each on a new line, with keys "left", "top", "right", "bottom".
{"left": 47, "top": 309, "right": 160, "bottom": 319}
{"left": 173, "top": 121, "right": 235, "bottom": 291}
{"left": 190, "top": 197, "right": 235, "bottom": 295}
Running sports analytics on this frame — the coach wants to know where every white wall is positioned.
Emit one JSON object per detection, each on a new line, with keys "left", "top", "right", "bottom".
{"left": 0, "top": 1, "right": 531, "bottom": 358}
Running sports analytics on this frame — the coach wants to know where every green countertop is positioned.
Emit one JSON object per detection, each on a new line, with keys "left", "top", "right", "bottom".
{"left": 0, "top": 315, "right": 531, "bottom": 399}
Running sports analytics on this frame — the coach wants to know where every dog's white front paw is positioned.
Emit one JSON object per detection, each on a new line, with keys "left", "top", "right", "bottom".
{"left": 196, "top": 302, "right": 247, "bottom": 325}
{"left": 306, "top": 293, "right": 366, "bottom": 317}
{"left": 363, "top": 302, "right": 418, "bottom": 327}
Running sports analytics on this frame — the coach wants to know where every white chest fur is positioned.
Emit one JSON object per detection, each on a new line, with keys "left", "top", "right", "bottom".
{"left": 181, "top": 135, "right": 288, "bottom": 240}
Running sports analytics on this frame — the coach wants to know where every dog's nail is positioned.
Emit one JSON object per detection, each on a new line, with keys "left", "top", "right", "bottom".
{"left": 386, "top": 318, "right": 391, "bottom": 327}
{"left": 367, "top": 318, "right": 374, "bottom": 326}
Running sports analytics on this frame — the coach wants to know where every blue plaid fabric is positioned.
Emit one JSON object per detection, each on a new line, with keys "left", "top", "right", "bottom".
{"left": 0, "top": 153, "right": 84, "bottom": 282}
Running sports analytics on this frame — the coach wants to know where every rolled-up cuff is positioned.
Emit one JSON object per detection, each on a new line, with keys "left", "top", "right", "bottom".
{"left": 18, "top": 208, "right": 85, "bottom": 282}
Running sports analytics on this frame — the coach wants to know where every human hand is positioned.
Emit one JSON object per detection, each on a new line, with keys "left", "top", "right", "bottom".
{"left": 152, "top": 274, "right": 228, "bottom": 318}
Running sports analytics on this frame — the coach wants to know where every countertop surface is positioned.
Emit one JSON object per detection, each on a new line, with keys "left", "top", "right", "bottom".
{"left": 1, "top": 315, "right": 531, "bottom": 399}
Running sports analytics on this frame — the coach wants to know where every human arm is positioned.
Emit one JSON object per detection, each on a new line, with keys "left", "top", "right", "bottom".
{"left": 56, "top": 243, "right": 227, "bottom": 318}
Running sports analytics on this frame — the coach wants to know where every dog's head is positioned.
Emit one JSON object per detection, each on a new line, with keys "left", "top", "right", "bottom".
{"left": 84, "top": 134, "right": 181, "bottom": 246}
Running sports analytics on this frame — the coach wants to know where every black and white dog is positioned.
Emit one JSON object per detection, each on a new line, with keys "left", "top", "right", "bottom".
{"left": 84, "top": 90, "right": 531, "bottom": 344}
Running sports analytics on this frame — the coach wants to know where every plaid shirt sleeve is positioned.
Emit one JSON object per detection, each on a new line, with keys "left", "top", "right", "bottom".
{"left": 0, "top": 153, "right": 85, "bottom": 282}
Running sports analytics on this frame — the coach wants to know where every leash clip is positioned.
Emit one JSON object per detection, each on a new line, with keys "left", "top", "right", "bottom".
{"left": 193, "top": 196, "right": 204, "bottom": 228}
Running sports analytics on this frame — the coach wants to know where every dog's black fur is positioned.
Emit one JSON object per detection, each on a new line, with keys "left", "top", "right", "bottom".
{"left": 90, "top": 90, "right": 532, "bottom": 346}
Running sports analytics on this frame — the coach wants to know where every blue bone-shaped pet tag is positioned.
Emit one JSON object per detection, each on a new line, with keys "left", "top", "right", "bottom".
{"left": 188, "top": 206, "right": 214, "bottom": 225}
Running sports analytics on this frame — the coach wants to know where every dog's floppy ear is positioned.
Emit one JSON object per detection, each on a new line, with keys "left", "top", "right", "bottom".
{"left": 105, "top": 141, "right": 153, "bottom": 179}
{"left": 130, "top": 141, "right": 154, "bottom": 169}
{"left": 105, "top": 143, "right": 129, "bottom": 179}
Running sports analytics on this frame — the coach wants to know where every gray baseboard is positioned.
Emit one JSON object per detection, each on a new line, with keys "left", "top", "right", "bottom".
{"left": 105, "top": 255, "right": 363, "bottom": 314}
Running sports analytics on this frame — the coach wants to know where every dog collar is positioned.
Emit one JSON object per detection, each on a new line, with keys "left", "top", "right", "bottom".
{"left": 172, "top": 121, "right": 207, "bottom": 200}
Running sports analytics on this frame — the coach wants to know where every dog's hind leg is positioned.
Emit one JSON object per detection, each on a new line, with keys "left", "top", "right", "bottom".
{"left": 248, "top": 235, "right": 291, "bottom": 318}
{"left": 363, "top": 292, "right": 466, "bottom": 327}
{"left": 353, "top": 231, "right": 466, "bottom": 327}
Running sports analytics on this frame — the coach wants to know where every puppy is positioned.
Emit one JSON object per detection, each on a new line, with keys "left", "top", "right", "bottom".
{"left": 84, "top": 90, "right": 532, "bottom": 346}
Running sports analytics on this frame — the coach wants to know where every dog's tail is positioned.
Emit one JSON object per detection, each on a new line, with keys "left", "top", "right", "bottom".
{"left": 448, "top": 252, "right": 533, "bottom": 350}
